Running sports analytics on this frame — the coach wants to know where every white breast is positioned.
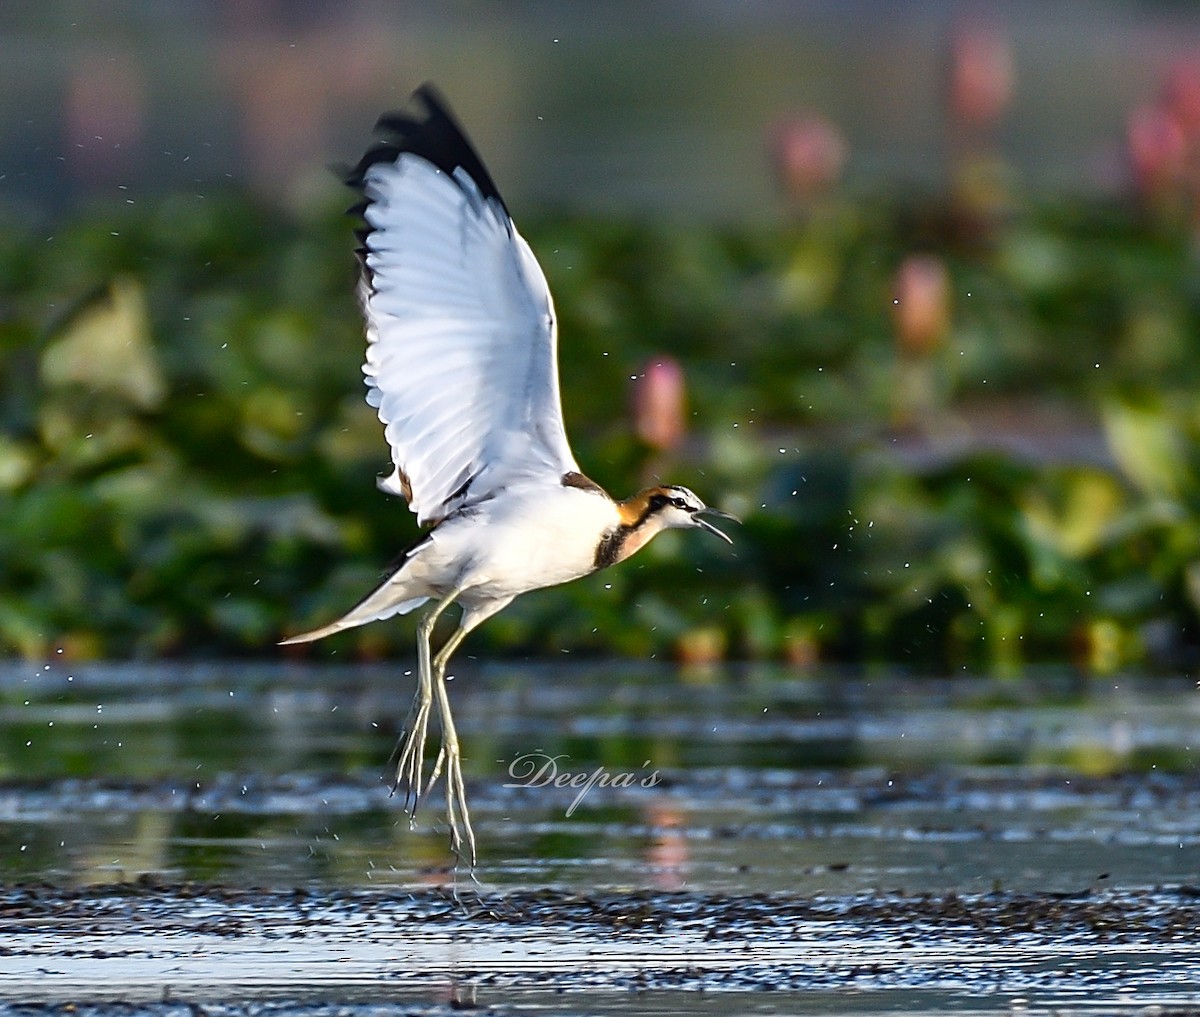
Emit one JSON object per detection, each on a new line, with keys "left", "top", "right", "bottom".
{"left": 426, "top": 484, "right": 620, "bottom": 601}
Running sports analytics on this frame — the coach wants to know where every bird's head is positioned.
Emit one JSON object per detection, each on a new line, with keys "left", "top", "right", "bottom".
{"left": 619, "top": 485, "right": 739, "bottom": 546}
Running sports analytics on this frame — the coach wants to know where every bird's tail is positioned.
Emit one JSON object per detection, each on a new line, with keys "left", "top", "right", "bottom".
{"left": 279, "top": 540, "right": 433, "bottom": 645}
{"left": 279, "top": 592, "right": 429, "bottom": 645}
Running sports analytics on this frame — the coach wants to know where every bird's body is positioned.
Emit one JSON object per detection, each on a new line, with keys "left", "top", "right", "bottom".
{"left": 293, "top": 476, "right": 633, "bottom": 644}
{"left": 282, "top": 85, "right": 735, "bottom": 865}
{"left": 415, "top": 479, "right": 618, "bottom": 604}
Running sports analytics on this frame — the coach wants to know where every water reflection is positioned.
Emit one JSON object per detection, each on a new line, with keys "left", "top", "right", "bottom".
{"left": 0, "top": 662, "right": 1196, "bottom": 892}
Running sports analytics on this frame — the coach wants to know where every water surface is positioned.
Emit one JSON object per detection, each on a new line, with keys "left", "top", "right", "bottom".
{"left": 0, "top": 661, "right": 1197, "bottom": 1013}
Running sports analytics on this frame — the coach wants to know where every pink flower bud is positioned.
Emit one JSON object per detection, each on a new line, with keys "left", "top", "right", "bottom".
{"left": 771, "top": 115, "right": 847, "bottom": 200}
{"left": 633, "top": 357, "right": 687, "bottom": 452}
{"left": 1162, "top": 56, "right": 1200, "bottom": 138}
{"left": 64, "top": 50, "right": 145, "bottom": 184}
{"left": 1127, "top": 104, "right": 1186, "bottom": 200}
{"left": 893, "top": 256, "right": 951, "bottom": 355}
{"left": 948, "top": 21, "right": 1013, "bottom": 127}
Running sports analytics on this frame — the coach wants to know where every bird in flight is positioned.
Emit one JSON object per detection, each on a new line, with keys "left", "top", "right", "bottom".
{"left": 281, "top": 85, "right": 736, "bottom": 866}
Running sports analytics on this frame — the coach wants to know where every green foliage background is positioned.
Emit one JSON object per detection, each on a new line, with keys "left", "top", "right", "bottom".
{"left": 5, "top": 184, "right": 1200, "bottom": 672}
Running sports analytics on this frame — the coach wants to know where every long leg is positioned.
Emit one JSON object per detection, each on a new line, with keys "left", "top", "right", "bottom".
{"left": 424, "top": 620, "right": 481, "bottom": 865}
{"left": 406, "top": 596, "right": 514, "bottom": 867}
{"left": 422, "top": 597, "right": 514, "bottom": 794}
{"left": 422, "top": 623, "right": 474, "bottom": 790}
{"left": 386, "top": 588, "right": 461, "bottom": 813}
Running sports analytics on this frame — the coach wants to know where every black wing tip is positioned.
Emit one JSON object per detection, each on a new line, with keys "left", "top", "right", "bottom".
{"left": 412, "top": 81, "right": 450, "bottom": 115}
{"left": 344, "top": 82, "right": 507, "bottom": 214}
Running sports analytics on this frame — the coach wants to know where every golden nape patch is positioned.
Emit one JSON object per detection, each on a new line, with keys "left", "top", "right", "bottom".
{"left": 616, "top": 487, "right": 671, "bottom": 528}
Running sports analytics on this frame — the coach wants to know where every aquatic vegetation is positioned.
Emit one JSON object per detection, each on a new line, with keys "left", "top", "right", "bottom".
{"left": 4, "top": 184, "right": 1200, "bottom": 670}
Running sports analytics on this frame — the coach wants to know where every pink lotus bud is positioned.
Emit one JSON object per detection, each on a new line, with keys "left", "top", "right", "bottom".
{"left": 633, "top": 357, "right": 687, "bottom": 452}
{"left": 771, "top": 115, "right": 847, "bottom": 200}
{"left": 1127, "top": 104, "right": 1186, "bottom": 200}
{"left": 893, "top": 255, "right": 951, "bottom": 355}
{"left": 64, "top": 50, "right": 145, "bottom": 184}
{"left": 1162, "top": 56, "right": 1200, "bottom": 138}
{"left": 948, "top": 21, "right": 1013, "bottom": 127}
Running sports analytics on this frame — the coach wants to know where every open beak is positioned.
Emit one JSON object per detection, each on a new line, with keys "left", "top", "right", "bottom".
{"left": 692, "top": 506, "right": 739, "bottom": 545}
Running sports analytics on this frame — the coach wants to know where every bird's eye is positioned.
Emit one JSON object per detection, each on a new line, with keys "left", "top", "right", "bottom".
{"left": 671, "top": 497, "right": 688, "bottom": 510}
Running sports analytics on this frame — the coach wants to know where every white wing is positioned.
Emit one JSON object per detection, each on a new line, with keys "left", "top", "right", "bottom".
{"left": 347, "top": 86, "right": 580, "bottom": 527}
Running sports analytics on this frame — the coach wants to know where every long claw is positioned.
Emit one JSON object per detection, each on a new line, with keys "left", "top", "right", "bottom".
{"left": 384, "top": 597, "right": 452, "bottom": 817}
{"left": 430, "top": 658, "right": 477, "bottom": 868}
{"left": 424, "top": 746, "right": 446, "bottom": 799}
{"left": 446, "top": 745, "right": 477, "bottom": 867}
{"left": 390, "top": 697, "right": 431, "bottom": 814}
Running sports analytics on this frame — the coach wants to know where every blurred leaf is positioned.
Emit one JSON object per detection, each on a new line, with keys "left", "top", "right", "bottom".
{"left": 1019, "top": 468, "right": 1125, "bottom": 560}
{"left": 41, "top": 277, "right": 165, "bottom": 410}
{"left": 1103, "top": 397, "right": 1195, "bottom": 500}
{"left": 0, "top": 437, "right": 34, "bottom": 490}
